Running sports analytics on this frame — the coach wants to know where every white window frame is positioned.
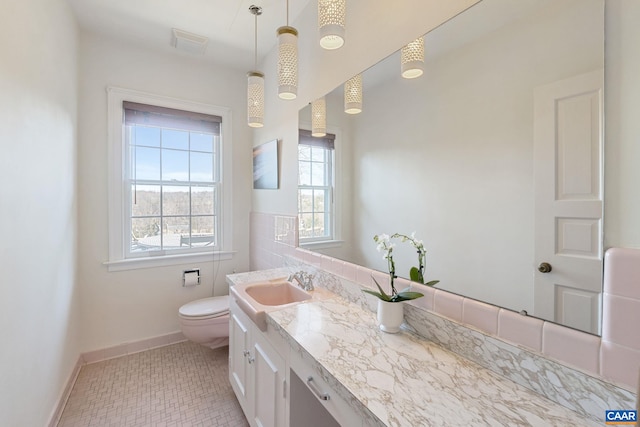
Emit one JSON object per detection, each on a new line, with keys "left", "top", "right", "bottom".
{"left": 105, "top": 87, "right": 234, "bottom": 271}
{"left": 297, "top": 125, "right": 343, "bottom": 249}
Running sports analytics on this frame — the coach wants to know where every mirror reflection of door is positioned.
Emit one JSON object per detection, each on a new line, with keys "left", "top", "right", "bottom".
{"left": 533, "top": 69, "right": 604, "bottom": 335}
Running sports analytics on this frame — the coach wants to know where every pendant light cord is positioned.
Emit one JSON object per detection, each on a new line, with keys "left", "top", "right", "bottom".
{"left": 286, "top": 0, "right": 289, "bottom": 25}
{"left": 254, "top": 11, "right": 258, "bottom": 70}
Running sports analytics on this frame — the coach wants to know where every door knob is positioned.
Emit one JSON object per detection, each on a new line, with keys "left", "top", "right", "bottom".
{"left": 538, "top": 262, "right": 552, "bottom": 273}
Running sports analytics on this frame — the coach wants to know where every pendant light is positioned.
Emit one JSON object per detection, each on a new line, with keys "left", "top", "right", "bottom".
{"left": 247, "top": 5, "right": 264, "bottom": 128}
{"left": 277, "top": 0, "right": 298, "bottom": 100}
{"left": 401, "top": 36, "right": 424, "bottom": 79}
{"left": 311, "top": 97, "right": 326, "bottom": 137}
{"left": 344, "top": 73, "right": 362, "bottom": 114}
{"left": 318, "top": 0, "right": 346, "bottom": 50}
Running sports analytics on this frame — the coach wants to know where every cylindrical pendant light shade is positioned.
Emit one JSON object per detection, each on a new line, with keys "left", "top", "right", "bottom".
{"left": 247, "top": 71, "right": 264, "bottom": 128}
{"left": 401, "top": 37, "right": 424, "bottom": 79}
{"left": 344, "top": 73, "right": 362, "bottom": 114}
{"left": 312, "top": 97, "right": 326, "bottom": 137}
{"left": 318, "top": 0, "right": 346, "bottom": 50}
{"left": 277, "top": 26, "right": 298, "bottom": 100}
{"left": 247, "top": 5, "right": 264, "bottom": 128}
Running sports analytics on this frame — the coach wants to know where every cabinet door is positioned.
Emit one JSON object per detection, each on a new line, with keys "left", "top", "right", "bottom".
{"left": 229, "top": 311, "right": 251, "bottom": 415}
{"left": 251, "top": 331, "right": 287, "bottom": 427}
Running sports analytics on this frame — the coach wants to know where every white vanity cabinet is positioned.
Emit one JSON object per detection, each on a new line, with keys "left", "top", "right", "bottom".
{"left": 229, "top": 298, "right": 287, "bottom": 427}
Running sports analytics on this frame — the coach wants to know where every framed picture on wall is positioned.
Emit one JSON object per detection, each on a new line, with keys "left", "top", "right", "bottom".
{"left": 252, "top": 139, "right": 279, "bottom": 189}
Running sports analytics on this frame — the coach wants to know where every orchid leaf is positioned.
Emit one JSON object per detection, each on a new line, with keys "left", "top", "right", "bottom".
{"left": 362, "top": 276, "right": 393, "bottom": 301}
{"left": 371, "top": 276, "right": 391, "bottom": 299}
{"left": 409, "top": 266, "right": 424, "bottom": 283}
{"left": 362, "top": 289, "right": 392, "bottom": 302}
{"left": 424, "top": 280, "right": 440, "bottom": 287}
{"left": 395, "top": 291, "right": 424, "bottom": 301}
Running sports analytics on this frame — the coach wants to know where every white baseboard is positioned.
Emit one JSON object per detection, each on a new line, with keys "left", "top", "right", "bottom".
{"left": 48, "top": 355, "right": 83, "bottom": 427}
{"left": 81, "top": 331, "right": 186, "bottom": 364}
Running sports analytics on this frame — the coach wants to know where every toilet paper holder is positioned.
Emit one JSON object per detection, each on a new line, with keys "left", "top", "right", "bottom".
{"left": 183, "top": 269, "right": 200, "bottom": 287}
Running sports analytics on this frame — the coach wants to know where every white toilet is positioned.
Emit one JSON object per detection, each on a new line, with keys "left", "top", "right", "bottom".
{"left": 178, "top": 295, "right": 230, "bottom": 349}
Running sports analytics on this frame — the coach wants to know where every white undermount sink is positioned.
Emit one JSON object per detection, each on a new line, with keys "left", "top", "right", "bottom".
{"left": 230, "top": 278, "right": 313, "bottom": 331}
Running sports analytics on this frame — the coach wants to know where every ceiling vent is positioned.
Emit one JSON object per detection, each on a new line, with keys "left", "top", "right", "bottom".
{"left": 171, "top": 28, "right": 208, "bottom": 55}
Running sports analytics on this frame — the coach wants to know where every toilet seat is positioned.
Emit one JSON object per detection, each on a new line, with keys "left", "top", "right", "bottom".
{"left": 179, "top": 295, "right": 229, "bottom": 320}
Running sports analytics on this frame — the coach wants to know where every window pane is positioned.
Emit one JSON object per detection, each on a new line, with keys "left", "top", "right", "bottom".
{"left": 299, "top": 213, "right": 313, "bottom": 239}
{"left": 190, "top": 151, "right": 214, "bottom": 182}
{"left": 134, "top": 126, "right": 160, "bottom": 147}
{"left": 134, "top": 146, "right": 160, "bottom": 180}
{"left": 311, "top": 147, "right": 325, "bottom": 162}
{"left": 162, "top": 149, "right": 189, "bottom": 181}
{"left": 191, "top": 132, "right": 213, "bottom": 152}
{"left": 162, "top": 129, "right": 188, "bottom": 150}
{"left": 131, "top": 185, "right": 160, "bottom": 217}
{"left": 299, "top": 145, "right": 311, "bottom": 161}
{"left": 131, "top": 217, "right": 161, "bottom": 251}
{"left": 313, "top": 189, "right": 326, "bottom": 212}
{"left": 162, "top": 216, "right": 190, "bottom": 248}
{"left": 299, "top": 162, "right": 311, "bottom": 186}
{"left": 299, "top": 189, "right": 313, "bottom": 213}
{"left": 190, "top": 216, "right": 215, "bottom": 247}
{"left": 313, "top": 213, "right": 326, "bottom": 237}
{"left": 162, "top": 186, "right": 189, "bottom": 216}
{"left": 311, "top": 162, "right": 326, "bottom": 186}
{"left": 191, "top": 186, "right": 214, "bottom": 215}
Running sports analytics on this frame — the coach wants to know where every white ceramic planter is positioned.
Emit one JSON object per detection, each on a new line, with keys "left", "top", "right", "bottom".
{"left": 377, "top": 300, "right": 404, "bottom": 333}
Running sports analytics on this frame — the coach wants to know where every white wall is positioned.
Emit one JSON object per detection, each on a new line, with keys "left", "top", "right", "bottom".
{"left": 0, "top": 0, "right": 80, "bottom": 425}
{"left": 347, "top": 0, "right": 603, "bottom": 313}
{"left": 604, "top": 0, "right": 640, "bottom": 250}
{"left": 77, "top": 32, "right": 252, "bottom": 352}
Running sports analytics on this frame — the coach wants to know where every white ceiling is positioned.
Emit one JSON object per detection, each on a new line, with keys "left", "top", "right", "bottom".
{"left": 66, "top": 0, "right": 312, "bottom": 71}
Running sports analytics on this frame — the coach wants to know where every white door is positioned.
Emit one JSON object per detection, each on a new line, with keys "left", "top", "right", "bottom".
{"left": 533, "top": 69, "right": 604, "bottom": 335}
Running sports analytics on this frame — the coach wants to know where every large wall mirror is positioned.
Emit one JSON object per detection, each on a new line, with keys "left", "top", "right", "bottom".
{"left": 298, "top": 0, "right": 605, "bottom": 335}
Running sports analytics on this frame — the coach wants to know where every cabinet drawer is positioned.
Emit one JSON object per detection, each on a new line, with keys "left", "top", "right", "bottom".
{"left": 289, "top": 348, "right": 362, "bottom": 427}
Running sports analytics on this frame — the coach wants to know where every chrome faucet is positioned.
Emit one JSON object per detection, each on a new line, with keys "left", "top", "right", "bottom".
{"left": 288, "top": 270, "right": 314, "bottom": 291}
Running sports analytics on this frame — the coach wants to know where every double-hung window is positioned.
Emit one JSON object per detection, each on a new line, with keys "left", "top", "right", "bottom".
{"left": 124, "top": 102, "right": 219, "bottom": 255}
{"left": 298, "top": 130, "right": 335, "bottom": 242}
{"left": 107, "top": 88, "right": 232, "bottom": 271}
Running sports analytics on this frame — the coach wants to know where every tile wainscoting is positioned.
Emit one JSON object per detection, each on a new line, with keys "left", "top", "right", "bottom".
{"left": 250, "top": 211, "right": 639, "bottom": 421}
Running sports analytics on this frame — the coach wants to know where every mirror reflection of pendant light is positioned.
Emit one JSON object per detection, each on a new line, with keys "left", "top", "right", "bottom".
{"left": 277, "top": 0, "right": 298, "bottom": 99}
{"left": 247, "top": 5, "right": 264, "bottom": 128}
{"left": 318, "top": 0, "right": 346, "bottom": 50}
{"left": 312, "top": 97, "right": 326, "bottom": 137}
{"left": 344, "top": 73, "right": 362, "bottom": 114}
{"left": 401, "top": 36, "right": 424, "bottom": 79}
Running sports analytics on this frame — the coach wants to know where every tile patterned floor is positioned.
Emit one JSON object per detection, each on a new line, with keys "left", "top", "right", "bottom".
{"left": 58, "top": 341, "right": 249, "bottom": 427}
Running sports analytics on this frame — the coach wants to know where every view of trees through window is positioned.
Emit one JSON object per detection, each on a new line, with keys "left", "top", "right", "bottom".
{"left": 130, "top": 186, "right": 216, "bottom": 251}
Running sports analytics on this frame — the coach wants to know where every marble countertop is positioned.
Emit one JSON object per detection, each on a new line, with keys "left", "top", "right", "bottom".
{"left": 267, "top": 297, "right": 600, "bottom": 427}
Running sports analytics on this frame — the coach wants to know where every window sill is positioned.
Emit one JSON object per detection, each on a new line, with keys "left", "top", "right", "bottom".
{"left": 104, "top": 251, "right": 235, "bottom": 272}
{"left": 300, "top": 240, "right": 344, "bottom": 250}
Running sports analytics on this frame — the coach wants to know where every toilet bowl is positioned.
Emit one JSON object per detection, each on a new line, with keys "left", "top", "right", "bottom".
{"left": 178, "top": 295, "right": 230, "bottom": 349}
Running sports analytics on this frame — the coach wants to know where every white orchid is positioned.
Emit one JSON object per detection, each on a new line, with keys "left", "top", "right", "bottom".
{"left": 365, "top": 232, "right": 439, "bottom": 302}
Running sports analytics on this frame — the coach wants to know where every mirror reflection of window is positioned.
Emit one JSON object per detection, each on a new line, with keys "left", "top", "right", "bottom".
{"left": 298, "top": 130, "right": 335, "bottom": 242}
